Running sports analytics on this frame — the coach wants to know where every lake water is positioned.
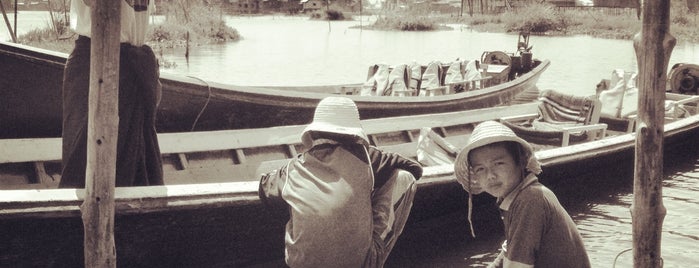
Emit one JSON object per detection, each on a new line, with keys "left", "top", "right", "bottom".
{"left": 4, "top": 12, "right": 699, "bottom": 267}
{"left": 157, "top": 17, "right": 699, "bottom": 267}
{"left": 154, "top": 16, "right": 699, "bottom": 268}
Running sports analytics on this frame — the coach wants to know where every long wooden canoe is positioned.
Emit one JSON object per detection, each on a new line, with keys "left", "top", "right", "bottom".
{"left": 2, "top": 92, "right": 699, "bottom": 266}
{"left": 0, "top": 40, "right": 549, "bottom": 138}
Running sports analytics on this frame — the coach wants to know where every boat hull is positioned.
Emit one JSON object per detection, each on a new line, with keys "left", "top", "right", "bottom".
{"left": 0, "top": 176, "right": 469, "bottom": 267}
{"left": 3, "top": 104, "right": 699, "bottom": 266}
{"left": 0, "top": 41, "right": 550, "bottom": 138}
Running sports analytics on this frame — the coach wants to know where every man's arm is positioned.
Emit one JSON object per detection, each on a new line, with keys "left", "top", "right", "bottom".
{"left": 258, "top": 163, "right": 290, "bottom": 210}
{"left": 368, "top": 146, "right": 423, "bottom": 188}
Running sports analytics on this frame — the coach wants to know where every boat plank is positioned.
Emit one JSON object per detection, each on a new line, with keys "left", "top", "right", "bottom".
{"left": 0, "top": 181, "right": 261, "bottom": 219}
{"left": 0, "top": 138, "right": 61, "bottom": 163}
{"left": 0, "top": 103, "right": 539, "bottom": 165}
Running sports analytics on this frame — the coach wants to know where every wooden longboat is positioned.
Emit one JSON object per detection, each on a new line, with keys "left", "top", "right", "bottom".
{"left": 3, "top": 92, "right": 699, "bottom": 266}
{"left": 0, "top": 40, "right": 550, "bottom": 138}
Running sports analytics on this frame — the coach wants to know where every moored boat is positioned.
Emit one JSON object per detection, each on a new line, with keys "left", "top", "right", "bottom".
{"left": 2, "top": 91, "right": 699, "bottom": 266}
{"left": 0, "top": 35, "right": 549, "bottom": 139}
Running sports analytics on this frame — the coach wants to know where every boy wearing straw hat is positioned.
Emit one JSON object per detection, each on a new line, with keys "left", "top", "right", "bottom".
{"left": 259, "top": 96, "right": 423, "bottom": 268}
{"left": 454, "top": 121, "right": 590, "bottom": 268}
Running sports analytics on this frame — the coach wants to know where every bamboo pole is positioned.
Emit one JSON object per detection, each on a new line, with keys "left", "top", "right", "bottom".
{"left": 13, "top": 0, "right": 16, "bottom": 38}
{"left": 359, "top": 0, "right": 362, "bottom": 30}
{"left": 0, "top": 0, "right": 17, "bottom": 42}
{"left": 82, "top": 0, "right": 121, "bottom": 267}
{"left": 631, "top": 0, "right": 675, "bottom": 267}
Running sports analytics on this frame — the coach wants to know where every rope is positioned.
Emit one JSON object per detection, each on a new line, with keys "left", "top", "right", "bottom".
{"left": 612, "top": 248, "right": 631, "bottom": 268}
{"left": 612, "top": 248, "right": 664, "bottom": 267}
{"left": 186, "top": 76, "right": 212, "bottom": 132}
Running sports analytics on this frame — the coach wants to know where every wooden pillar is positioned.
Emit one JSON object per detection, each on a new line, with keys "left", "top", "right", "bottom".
{"left": 82, "top": 0, "right": 121, "bottom": 267}
{"left": 0, "top": 0, "right": 17, "bottom": 43}
{"left": 631, "top": 0, "right": 674, "bottom": 267}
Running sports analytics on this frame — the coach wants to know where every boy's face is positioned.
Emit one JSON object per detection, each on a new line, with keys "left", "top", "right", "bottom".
{"left": 469, "top": 143, "right": 523, "bottom": 198}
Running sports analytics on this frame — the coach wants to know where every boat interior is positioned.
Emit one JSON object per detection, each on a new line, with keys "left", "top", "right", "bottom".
{"left": 2, "top": 84, "right": 699, "bottom": 190}
{"left": 342, "top": 50, "right": 539, "bottom": 96}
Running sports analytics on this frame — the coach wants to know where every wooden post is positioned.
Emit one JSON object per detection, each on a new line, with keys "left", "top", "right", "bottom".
{"left": 631, "top": 0, "right": 675, "bottom": 267}
{"left": 13, "top": 0, "right": 16, "bottom": 38}
{"left": 82, "top": 0, "right": 121, "bottom": 267}
{"left": 0, "top": 0, "right": 17, "bottom": 43}
{"left": 359, "top": 0, "right": 362, "bottom": 30}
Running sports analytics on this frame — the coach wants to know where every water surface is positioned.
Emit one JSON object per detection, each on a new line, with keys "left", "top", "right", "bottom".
{"left": 160, "top": 16, "right": 699, "bottom": 267}
{"left": 5, "top": 12, "right": 699, "bottom": 267}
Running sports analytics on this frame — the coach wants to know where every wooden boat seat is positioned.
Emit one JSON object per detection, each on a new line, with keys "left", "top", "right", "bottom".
{"left": 501, "top": 90, "right": 607, "bottom": 147}
{"left": 419, "top": 61, "right": 443, "bottom": 96}
{"left": 408, "top": 62, "right": 422, "bottom": 95}
{"left": 1, "top": 103, "right": 539, "bottom": 189}
{"left": 415, "top": 127, "right": 458, "bottom": 166}
{"left": 387, "top": 64, "right": 413, "bottom": 96}
{"left": 443, "top": 60, "right": 492, "bottom": 93}
{"left": 595, "top": 69, "right": 639, "bottom": 132}
{"left": 597, "top": 70, "right": 699, "bottom": 132}
{"left": 482, "top": 63, "right": 510, "bottom": 86}
{"left": 443, "top": 60, "right": 464, "bottom": 94}
{"left": 361, "top": 64, "right": 390, "bottom": 96}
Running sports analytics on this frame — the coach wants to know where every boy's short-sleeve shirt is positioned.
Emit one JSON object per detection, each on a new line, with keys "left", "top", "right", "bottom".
{"left": 498, "top": 174, "right": 591, "bottom": 268}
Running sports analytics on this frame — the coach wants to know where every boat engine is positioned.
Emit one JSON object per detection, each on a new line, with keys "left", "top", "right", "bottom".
{"left": 668, "top": 63, "right": 699, "bottom": 95}
{"left": 481, "top": 31, "right": 534, "bottom": 80}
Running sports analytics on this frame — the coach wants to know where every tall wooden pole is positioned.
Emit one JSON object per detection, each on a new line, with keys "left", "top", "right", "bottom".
{"left": 13, "top": 0, "right": 16, "bottom": 38}
{"left": 0, "top": 0, "right": 17, "bottom": 43}
{"left": 359, "top": 0, "right": 362, "bottom": 30}
{"left": 631, "top": 0, "right": 674, "bottom": 267}
{"left": 82, "top": 0, "right": 121, "bottom": 267}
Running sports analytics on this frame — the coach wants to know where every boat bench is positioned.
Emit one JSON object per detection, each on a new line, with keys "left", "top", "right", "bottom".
{"left": 501, "top": 90, "right": 608, "bottom": 147}
{"left": 1, "top": 104, "right": 538, "bottom": 189}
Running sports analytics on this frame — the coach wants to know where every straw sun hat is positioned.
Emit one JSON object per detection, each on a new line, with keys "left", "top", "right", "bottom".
{"left": 301, "top": 97, "right": 369, "bottom": 147}
{"left": 454, "top": 120, "right": 542, "bottom": 193}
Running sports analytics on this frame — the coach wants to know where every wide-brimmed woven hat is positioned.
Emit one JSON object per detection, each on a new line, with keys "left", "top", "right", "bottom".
{"left": 454, "top": 120, "right": 541, "bottom": 193}
{"left": 301, "top": 96, "right": 369, "bottom": 147}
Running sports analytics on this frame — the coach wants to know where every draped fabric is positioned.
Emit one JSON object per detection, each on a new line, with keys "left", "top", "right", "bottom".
{"left": 59, "top": 36, "right": 163, "bottom": 188}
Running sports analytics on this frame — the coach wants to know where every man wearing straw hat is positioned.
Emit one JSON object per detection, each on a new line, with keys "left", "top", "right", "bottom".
{"left": 454, "top": 121, "right": 590, "bottom": 268}
{"left": 259, "top": 96, "right": 423, "bottom": 267}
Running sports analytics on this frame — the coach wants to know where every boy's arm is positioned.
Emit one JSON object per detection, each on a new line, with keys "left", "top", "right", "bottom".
{"left": 488, "top": 250, "right": 505, "bottom": 268}
{"left": 488, "top": 240, "right": 506, "bottom": 268}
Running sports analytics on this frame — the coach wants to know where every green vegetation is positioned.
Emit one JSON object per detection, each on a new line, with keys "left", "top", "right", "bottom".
{"left": 15, "top": 23, "right": 74, "bottom": 53}
{"left": 14, "top": 1, "right": 699, "bottom": 56}
{"left": 153, "top": 1, "right": 240, "bottom": 46}
{"left": 501, "top": 3, "right": 567, "bottom": 33}
{"left": 16, "top": 0, "right": 240, "bottom": 55}
{"left": 365, "top": 9, "right": 450, "bottom": 31}
{"left": 310, "top": 7, "right": 350, "bottom": 20}
{"left": 459, "top": 2, "right": 699, "bottom": 43}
